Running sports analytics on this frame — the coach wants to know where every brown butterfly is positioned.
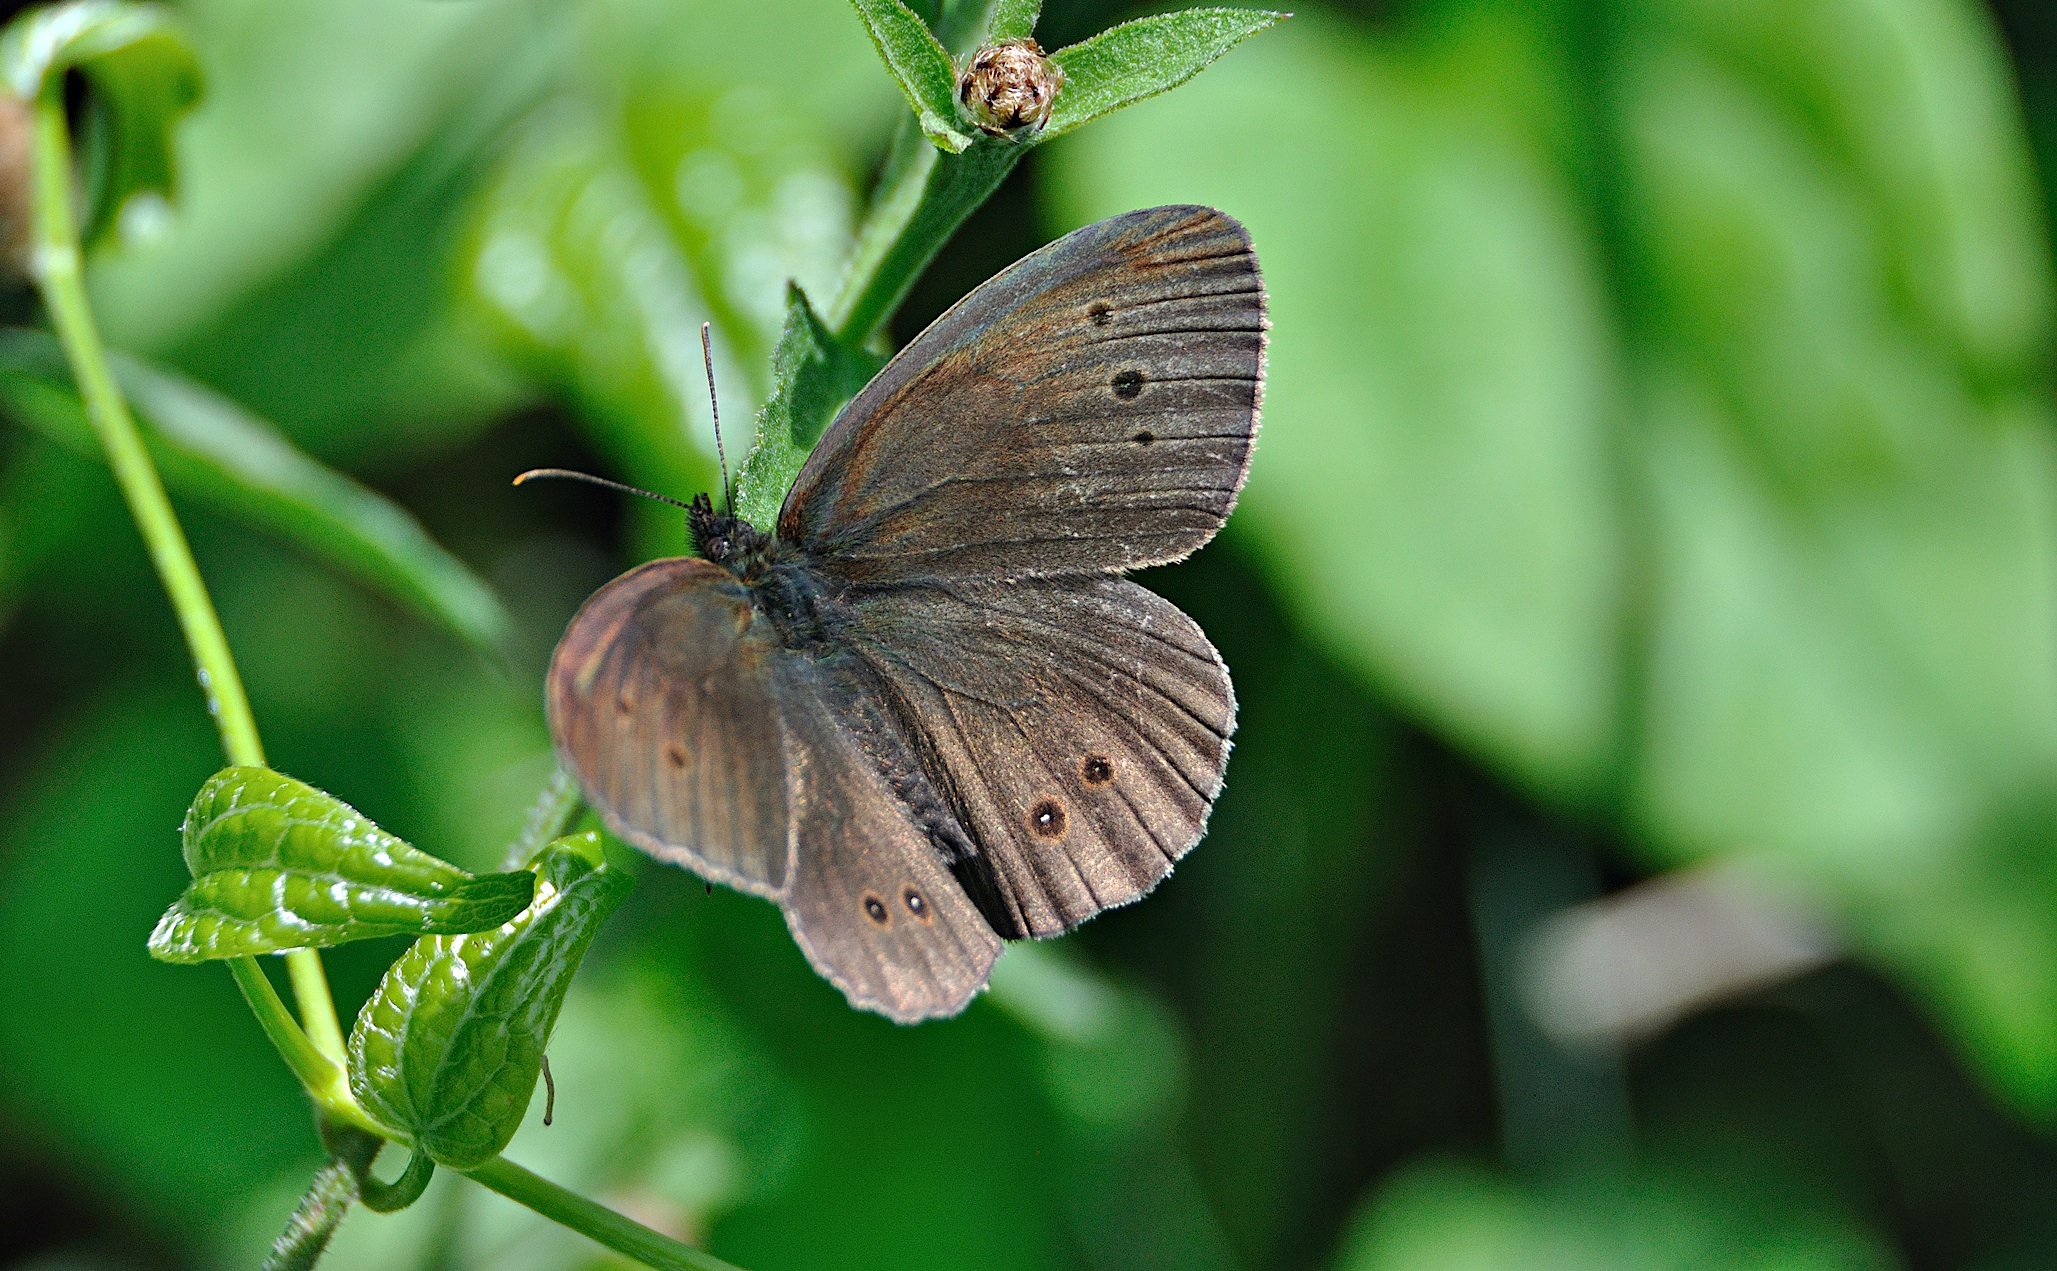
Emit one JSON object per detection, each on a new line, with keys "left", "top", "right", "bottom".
{"left": 545, "top": 205, "right": 1265, "bottom": 1021}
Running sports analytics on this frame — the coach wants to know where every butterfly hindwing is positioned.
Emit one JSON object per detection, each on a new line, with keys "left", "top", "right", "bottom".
{"left": 846, "top": 576, "right": 1234, "bottom": 938}
{"left": 546, "top": 558, "right": 792, "bottom": 895}
{"left": 779, "top": 205, "right": 1264, "bottom": 584}
{"left": 774, "top": 653, "right": 1003, "bottom": 1021}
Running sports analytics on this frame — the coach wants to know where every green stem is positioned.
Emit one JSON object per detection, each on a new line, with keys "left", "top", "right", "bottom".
{"left": 288, "top": 950, "right": 348, "bottom": 1062}
{"left": 465, "top": 1156, "right": 744, "bottom": 1271}
{"left": 358, "top": 1147, "right": 436, "bottom": 1214}
{"left": 28, "top": 92, "right": 262, "bottom": 768}
{"left": 227, "top": 958, "right": 384, "bottom": 1137}
{"left": 25, "top": 88, "right": 347, "bottom": 1077}
{"left": 826, "top": 128, "right": 1023, "bottom": 346}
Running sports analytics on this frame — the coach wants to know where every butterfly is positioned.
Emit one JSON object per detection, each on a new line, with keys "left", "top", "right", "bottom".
{"left": 545, "top": 205, "right": 1265, "bottom": 1021}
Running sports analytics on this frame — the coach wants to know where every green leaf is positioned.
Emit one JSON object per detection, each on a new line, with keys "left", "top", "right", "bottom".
{"left": 1041, "top": 8, "right": 1283, "bottom": 141}
{"left": 0, "top": 0, "right": 202, "bottom": 247}
{"left": 988, "top": 0, "right": 1042, "bottom": 42}
{"left": 0, "top": 329, "right": 514, "bottom": 659}
{"left": 732, "top": 283, "right": 886, "bottom": 528}
{"left": 850, "top": 0, "right": 976, "bottom": 153}
{"left": 148, "top": 766, "right": 537, "bottom": 962}
{"left": 347, "top": 833, "right": 633, "bottom": 1168}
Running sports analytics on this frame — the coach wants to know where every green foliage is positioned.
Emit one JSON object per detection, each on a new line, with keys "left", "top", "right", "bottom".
{"left": 462, "top": 106, "right": 729, "bottom": 500}
{"left": 1050, "top": 0, "right": 2057, "bottom": 1112}
{"left": 0, "top": 690, "right": 311, "bottom": 1232}
{"left": 987, "top": 0, "right": 1042, "bottom": 43}
{"left": 0, "top": 0, "right": 201, "bottom": 246}
{"left": 1042, "top": 9, "right": 1285, "bottom": 140}
{"left": 850, "top": 0, "right": 974, "bottom": 153}
{"left": 851, "top": 0, "right": 1281, "bottom": 154}
{"left": 1333, "top": 1160, "right": 1896, "bottom": 1271}
{"left": 0, "top": 330, "right": 514, "bottom": 657}
{"left": 149, "top": 767, "right": 536, "bottom": 962}
{"left": 461, "top": 61, "right": 866, "bottom": 506}
{"left": 732, "top": 284, "right": 886, "bottom": 528}
{"left": 347, "top": 834, "right": 632, "bottom": 1168}
{"left": 1057, "top": 12, "right": 1622, "bottom": 796}
{"left": 18, "top": 0, "right": 2057, "bottom": 1268}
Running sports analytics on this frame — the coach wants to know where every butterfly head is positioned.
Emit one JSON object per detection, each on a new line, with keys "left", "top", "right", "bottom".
{"left": 689, "top": 492, "right": 771, "bottom": 575}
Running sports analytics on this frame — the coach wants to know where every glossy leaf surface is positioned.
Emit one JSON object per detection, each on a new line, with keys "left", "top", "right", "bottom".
{"left": 347, "top": 833, "right": 632, "bottom": 1168}
{"left": 148, "top": 767, "right": 535, "bottom": 962}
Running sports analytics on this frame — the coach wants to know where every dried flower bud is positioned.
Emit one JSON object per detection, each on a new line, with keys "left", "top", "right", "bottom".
{"left": 957, "top": 39, "right": 1063, "bottom": 139}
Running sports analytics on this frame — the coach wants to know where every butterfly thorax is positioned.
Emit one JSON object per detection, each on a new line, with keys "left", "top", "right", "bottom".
{"left": 689, "top": 492, "right": 843, "bottom": 653}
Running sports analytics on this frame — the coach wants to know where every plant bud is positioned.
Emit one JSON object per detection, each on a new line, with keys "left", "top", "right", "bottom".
{"left": 957, "top": 38, "right": 1063, "bottom": 139}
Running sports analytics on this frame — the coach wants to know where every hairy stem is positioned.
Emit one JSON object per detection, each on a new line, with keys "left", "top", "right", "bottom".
{"left": 260, "top": 1156, "right": 360, "bottom": 1271}
{"left": 26, "top": 85, "right": 347, "bottom": 1102}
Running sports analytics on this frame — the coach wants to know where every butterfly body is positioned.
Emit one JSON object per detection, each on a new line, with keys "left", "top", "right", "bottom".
{"left": 548, "top": 206, "right": 1265, "bottom": 1021}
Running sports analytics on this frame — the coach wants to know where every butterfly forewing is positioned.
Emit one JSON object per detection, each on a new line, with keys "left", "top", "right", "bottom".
{"left": 546, "top": 558, "right": 792, "bottom": 894}
{"left": 846, "top": 577, "right": 1234, "bottom": 938}
{"left": 774, "top": 652, "right": 1003, "bottom": 1021}
{"left": 779, "top": 205, "right": 1264, "bottom": 584}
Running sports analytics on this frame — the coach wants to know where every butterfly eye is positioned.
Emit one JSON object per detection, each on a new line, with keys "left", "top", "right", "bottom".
{"left": 664, "top": 743, "right": 688, "bottom": 769}
{"left": 863, "top": 894, "right": 889, "bottom": 926}
{"left": 1131, "top": 430, "right": 1155, "bottom": 446}
{"left": 1081, "top": 755, "right": 1115, "bottom": 785}
{"left": 1111, "top": 369, "right": 1145, "bottom": 400}
{"left": 903, "top": 888, "right": 931, "bottom": 921}
{"left": 1086, "top": 301, "right": 1113, "bottom": 327}
{"left": 1030, "top": 799, "right": 1067, "bottom": 839}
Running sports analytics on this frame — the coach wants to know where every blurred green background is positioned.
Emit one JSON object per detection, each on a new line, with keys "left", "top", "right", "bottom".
{"left": 7, "top": 0, "right": 2057, "bottom": 1267}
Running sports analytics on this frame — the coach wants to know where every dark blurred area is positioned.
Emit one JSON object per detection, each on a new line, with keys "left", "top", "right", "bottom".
{"left": 7, "top": 1, "right": 2057, "bottom": 1269}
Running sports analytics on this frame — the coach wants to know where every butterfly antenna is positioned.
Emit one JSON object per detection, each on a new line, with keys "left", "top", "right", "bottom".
{"left": 512, "top": 468, "right": 697, "bottom": 512}
{"left": 701, "top": 322, "right": 733, "bottom": 514}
